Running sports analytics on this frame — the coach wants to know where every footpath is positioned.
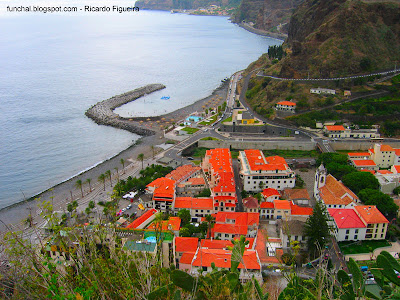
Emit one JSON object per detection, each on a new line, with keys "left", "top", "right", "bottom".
{"left": 344, "top": 241, "right": 400, "bottom": 261}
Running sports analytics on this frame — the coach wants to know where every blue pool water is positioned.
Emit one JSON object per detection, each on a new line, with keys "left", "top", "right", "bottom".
{"left": 145, "top": 236, "right": 157, "bottom": 243}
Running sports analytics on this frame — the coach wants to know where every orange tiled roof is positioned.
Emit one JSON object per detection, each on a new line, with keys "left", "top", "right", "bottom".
{"left": 353, "top": 160, "right": 376, "bottom": 166}
{"left": 147, "top": 217, "right": 181, "bottom": 231}
{"left": 377, "top": 170, "right": 393, "bottom": 175}
{"left": 200, "top": 238, "right": 255, "bottom": 250}
{"left": 283, "top": 188, "right": 310, "bottom": 200}
{"left": 192, "top": 249, "right": 260, "bottom": 270}
{"left": 348, "top": 152, "right": 371, "bottom": 157}
{"left": 290, "top": 203, "right": 313, "bottom": 215}
{"left": 325, "top": 125, "right": 345, "bottom": 131}
{"left": 126, "top": 209, "right": 157, "bottom": 229}
{"left": 319, "top": 174, "right": 358, "bottom": 205}
{"left": 166, "top": 164, "right": 201, "bottom": 183}
{"left": 147, "top": 177, "right": 176, "bottom": 200}
{"left": 262, "top": 188, "right": 280, "bottom": 198}
{"left": 369, "top": 148, "right": 375, "bottom": 154}
{"left": 277, "top": 101, "right": 296, "bottom": 106}
{"left": 380, "top": 145, "right": 394, "bottom": 152}
{"left": 212, "top": 212, "right": 259, "bottom": 236}
{"left": 395, "top": 149, "right": 400, "bottom": 156}
{"left": 274, "top": 200, "right": 291, "bottom": 210}
{"left": 260, "top": 202, "right": 274, "bottom": 209}
{"left": 244, "top": 150, "right": 288, "bottom": 172}
{"left": 354, "top": 205, "right": 389, "bottom": 224}
{"left": 180, "top": 252, "right": 195, "bottom": 264}
{"left": 393, "top": 166, "right": 400, "bottom": 173}
{"left": 174, "top": 197, "right": 213, "bottom": 209}
{"left": 175, "top": 237, "right": 199, "bottom": 252}
{"left": 186, "top": 177, "right": 205, "bottom": 185}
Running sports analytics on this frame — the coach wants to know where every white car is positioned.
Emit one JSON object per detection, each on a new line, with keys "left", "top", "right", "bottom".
{"left": 122, "top": 208, "right": 126, "bottom": 212}
{"left": 127, "top": 204, "right": 132, "bottom": 209}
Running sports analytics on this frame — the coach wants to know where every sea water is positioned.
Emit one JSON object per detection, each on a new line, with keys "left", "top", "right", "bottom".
{"left": 0, "top": 1, "right": 281, "bottom": 209}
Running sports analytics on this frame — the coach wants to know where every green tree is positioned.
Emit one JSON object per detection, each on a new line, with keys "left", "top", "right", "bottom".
{"left": 358, "top": 188, "right": 398, "bottom": 218}
{"left": 105, "top": 170, "right": 112, "bottom": 187}
{"left": 151, "top": 145, "right": 155, "bottom": 158}
{"left": 75, "top": 179, "right": 84, "bottom": 198}
{"left": 85, "top": 207, "right": 91, "bottom": 215}
{"left": 177, "top": 209, "right": 191, "bottom": 226}
{"left": 137, "top": 153, "right": 145, "bottom": 170}
{"left": 98, "top": 173, "right": 106, "bottom": 191}
{"left": 88, "top": 201, "right": 95, "bottom": 210}
{"left": 179, "top": 227, "right": 191, "bottom": 237}
{"left": 196, "top": 188, "right": 211, "bottom": 197}
{"left": 258, "top": 181, "right": 265, "bottom": 191}
{"left": 303, "top": 201, "right": 330, "bottom": 258}
{"left": 342, "top": 171, "right": 380, "bottom": 194}
{"left": 85, "top": 178, "right": 92, "bottom": 192}
{"left": 120, "top": 158, "right": 125, "bottom": 174}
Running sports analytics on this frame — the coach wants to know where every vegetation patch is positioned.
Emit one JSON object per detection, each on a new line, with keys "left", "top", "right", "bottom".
{"left": 181, "top": 127, "right": 200, "bottom": 134}
{"left": 200, "top": 137, "right": 220, "bottom": 141}
{"left": 339, "top": 240, "right": 391, "bottom": 255}
{"left": 199, "top": 115, "right": 217, "bottom": 126}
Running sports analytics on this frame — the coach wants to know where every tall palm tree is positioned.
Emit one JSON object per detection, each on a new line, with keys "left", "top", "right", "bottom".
{"left": 75, "top": 179, "right": 84, "bottom": 198}
{"left": 98, "top": 174, "right": 106, "bottom": 191}
{"left": 205, "top": 214, "right": 215, "bottom": 239}
{"left": 137, "top": 153, "right": 145, "bottom": 170}
{"left": 151, "top": 145, "right": 155, "bottom": 159}
{"left": 86, "top": 178, "right": 92, "bottom": 192}
{"left": 114, "top": 167, "right": 119, "bottom": 183}
{"left": 105, "top": 170, "right": 112, "bottom": 187}
{"left": 120, "top": 158, "right": 125, "bottom": 174}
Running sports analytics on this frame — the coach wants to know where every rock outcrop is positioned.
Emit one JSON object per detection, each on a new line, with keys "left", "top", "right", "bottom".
{"left": 85, "top": 84, "right": 166, "bottom": 136}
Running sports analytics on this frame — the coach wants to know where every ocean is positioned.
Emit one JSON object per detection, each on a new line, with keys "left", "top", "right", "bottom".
{"left": 0, "top": 1, "right": 281, "bottom": 209}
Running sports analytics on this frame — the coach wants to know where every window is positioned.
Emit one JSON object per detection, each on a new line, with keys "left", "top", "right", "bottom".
{"left": 345, "top": 236, "right": 349, "bottom": 240}
{"left": 346, "top": 229, "right": 350, "bottom": 234}
{"left": 354, "top": 235, "right": 358, "bottom": 240}
{"left": 355, "top": 229, "right": 359, "bottom": 234}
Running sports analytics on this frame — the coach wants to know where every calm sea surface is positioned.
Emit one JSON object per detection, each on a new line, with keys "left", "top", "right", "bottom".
{"left": 0, "top": 2, "right": 281, "bottom": 209}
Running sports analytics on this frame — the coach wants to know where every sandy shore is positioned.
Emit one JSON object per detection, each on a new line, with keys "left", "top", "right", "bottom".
{"left": 0, "top": 80, "right": 229, "bottom": 232}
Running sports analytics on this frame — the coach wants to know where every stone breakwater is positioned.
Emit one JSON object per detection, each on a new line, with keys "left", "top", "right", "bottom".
{"left": 85, "top": 84, "right": 166, "bottom": 136}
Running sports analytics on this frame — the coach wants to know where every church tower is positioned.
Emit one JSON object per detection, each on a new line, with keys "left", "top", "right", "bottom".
{"left": 314, "top": 164, "right": 327, "bottom": 199}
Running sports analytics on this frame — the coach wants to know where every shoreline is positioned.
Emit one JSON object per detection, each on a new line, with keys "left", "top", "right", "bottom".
{"left": 236, "top": 22, "right": 286, "bottom": 41}
{"left": 0, "top": 80, "right": 229, "bottom": 230}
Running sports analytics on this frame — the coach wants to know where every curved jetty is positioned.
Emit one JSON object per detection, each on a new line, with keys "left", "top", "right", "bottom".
{"left": 85, "top": 84, "right": 165, "bottom": 136}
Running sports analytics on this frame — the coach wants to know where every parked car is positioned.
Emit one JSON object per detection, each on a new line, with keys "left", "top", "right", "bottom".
{"left": 187, "top": 157, "right": 194, "bottom": 161}
{"left": 127, "top": 204, "right": 132, "bottom": 209}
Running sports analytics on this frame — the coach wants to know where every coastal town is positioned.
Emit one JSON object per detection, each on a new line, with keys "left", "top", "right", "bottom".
{"left": 3, "top": 64, "right": 400, "bottom": 298}
{"left": 2, "top": 0, "right": 400, "bottom": 298}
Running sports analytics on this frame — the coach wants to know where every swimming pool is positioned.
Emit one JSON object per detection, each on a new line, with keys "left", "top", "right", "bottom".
{"left": 145, "top": 236, "right": 157, "bottom": 243}
{"left": 186, "top": 116, "right": 202, "bottom": 122}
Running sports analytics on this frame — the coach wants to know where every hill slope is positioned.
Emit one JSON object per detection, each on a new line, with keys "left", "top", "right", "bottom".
{"left": 136, "top": 0, "right": 241, "bottom": 10}
{"left": 281, "top": 0, "right": 400, "bottom": 78}
{"left": 233, "top": 0, "right": 303, "bottom": 34}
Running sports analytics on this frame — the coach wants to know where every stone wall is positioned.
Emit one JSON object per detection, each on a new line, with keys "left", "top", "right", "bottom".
{"left": 331, "top": 141, "right": 400, "bottom": 151}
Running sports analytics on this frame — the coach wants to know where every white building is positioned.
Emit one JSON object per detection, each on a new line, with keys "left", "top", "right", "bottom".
{"left": 310, "top": 87, "right": 336, "bottom": 95}
{"left": 238, "top": 149, "right": 295, "bottom": 192}
{"left": 275, "top": 101, "right": 296, "bottom": 112}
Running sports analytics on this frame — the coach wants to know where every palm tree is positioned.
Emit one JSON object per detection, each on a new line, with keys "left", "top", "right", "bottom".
{"left": 151, "top": 145, "right": 155, "bottom": 159}
{"left": 98, "top": 174, "right": 106, "bottom": 191}
{"left": 24, "top": 214, "right": 33, "bottom": 228}
{"left": 137, "top": 153, "right": 145, "bottom": 170}
{"left": 114, "top": 167, "right": 119, "bottom": 183}
{"left": 120, "top": 158, "right": 125, "bottom": 174}
{"left": 105, "top": 170, "right": 112, "bottom": 187}
{"left": 75, "top": 179, "right": 84, "bottom": 198}
{"left": 205, "top": 214, "right": 215, "bottom": 239}
{"left": 86, "top": 178, "right": 92, "bottom": 192}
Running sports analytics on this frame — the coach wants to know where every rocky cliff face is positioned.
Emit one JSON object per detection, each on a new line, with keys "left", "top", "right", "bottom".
{"left": 136, "top": 0, "right": 239, "bottom": 10}
{"left": 233, "top": 0, "right": 303, "bottom": 33}
{"left": 281, "top": 0, "right": 400, "bottom": 78}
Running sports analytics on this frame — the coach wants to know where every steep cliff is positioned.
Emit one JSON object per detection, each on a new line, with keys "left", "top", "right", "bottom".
{"left": 233, "top": 0, "right": 303, "bottom": 33}
{"left": 136, "top": 0, "right": 241, "bottom": 10}
{"left": 281, "top": 0, "right": 400, "bottom": 78}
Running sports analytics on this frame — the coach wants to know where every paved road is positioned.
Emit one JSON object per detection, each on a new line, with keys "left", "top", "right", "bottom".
{"left": 257, "top": 69, "right": 400, "bottom": 82}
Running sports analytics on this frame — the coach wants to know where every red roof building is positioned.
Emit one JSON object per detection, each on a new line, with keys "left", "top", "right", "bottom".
{"left": 261, "top": 188, "right": 280, "bottom": 201}
{"left": 146, "top": 177, "right": 176, "bottom": 211}
{"left": 238, "top": 149, "right": 295, "bottom": 192}
{"left": 126, "top": 209, "right": 158, "bottom": 229}
{"left": 242, "top": 196, "right": 259, "bottom": 213}
{"left": 166, "top": 164, "right": 201, "bottom": 183}
{"left": 212, "top": 212, "right": 259, "bottom": 240}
